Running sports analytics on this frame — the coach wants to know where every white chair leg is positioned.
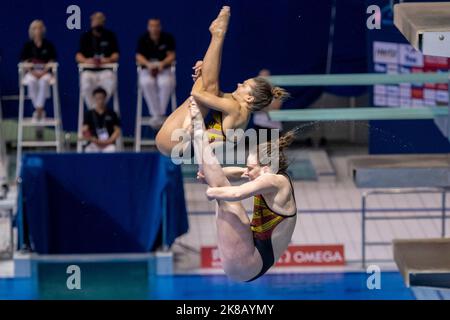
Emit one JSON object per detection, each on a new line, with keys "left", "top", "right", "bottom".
{"left": 135, "top": 74, "right": 143, "bottom": 152}
{"left": 77, "top": 69, "right": 84, "bottom": 153}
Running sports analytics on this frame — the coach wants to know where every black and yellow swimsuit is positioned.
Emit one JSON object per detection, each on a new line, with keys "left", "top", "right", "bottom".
{"left": 205, "top": 110, "right": 226, "bottom": 143}
{"left": 247, "top": 173, "right": 297, "bottom": 282}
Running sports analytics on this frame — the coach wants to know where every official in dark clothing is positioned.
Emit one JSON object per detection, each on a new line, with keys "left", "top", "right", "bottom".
{"left": 136, "top": 18, "right": 176, "bottom": 129}
{"left": 76, "top": 12, "right": 120, "bottom": 109}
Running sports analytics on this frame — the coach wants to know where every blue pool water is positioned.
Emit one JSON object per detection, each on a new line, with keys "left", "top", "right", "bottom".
{"left": 0, "top": 266, "right": 415, "bottom": 300}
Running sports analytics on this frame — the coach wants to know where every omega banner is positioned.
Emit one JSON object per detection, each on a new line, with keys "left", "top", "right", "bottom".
{"left": 201, "top": 245, "right": 345, "bottom": 268}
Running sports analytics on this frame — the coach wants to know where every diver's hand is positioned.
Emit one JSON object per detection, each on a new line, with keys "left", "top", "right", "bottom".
{"left": 192, "top": 60, "right": 203, "bottom": 81}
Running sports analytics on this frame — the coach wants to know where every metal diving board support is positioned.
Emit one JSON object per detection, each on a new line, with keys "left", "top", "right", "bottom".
{"left": 394, "top": 2, "right": 450, "bottom": 58}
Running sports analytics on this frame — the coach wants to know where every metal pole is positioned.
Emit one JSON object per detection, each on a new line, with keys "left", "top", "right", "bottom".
{"left": 9, "top": 207, "right": 13, "bottom": 258}
{"left": 135, "top": 67, "right": 143, "bottom": 152}
{"left": 349, "top": 96, "right": 356, "bottom": 143}
{"left": 162, "top": 190, "right": 169, "bottom": 252}
{"left": 112, "top": 65, "right": 122, "bottom": 151}
{"left": 52, "top": 64, "right": 63, "bottom": 152}
{"left": 442, "top": 189, "right": 447, "bottom": 237}
{"left": 326, "top": 0, "right": 337, "bottom": 74}
{"left": 362, "top": 194, "right": 366, "bottom": 268}
{"left": 447, "top": 76, "right": 450, "bottom": 140}
{"left": 16, "top": 65, "right": 25, "bottom": 178}
{"left": 77, "top": 66, "right": 84, "bottom": 153}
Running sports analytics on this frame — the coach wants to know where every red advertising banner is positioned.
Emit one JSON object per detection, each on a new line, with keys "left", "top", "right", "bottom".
{"left": 201, "top": 244, "right": 345, "bottom": 268}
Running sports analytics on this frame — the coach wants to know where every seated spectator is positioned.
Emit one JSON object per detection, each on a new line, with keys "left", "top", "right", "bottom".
{"left": 136, "top": 18, "right": 176, "bottom": 129}
{"left": 20, "top": 20, "right": 57, "bottom": 136}
{"left": 253, "top": 69, "right": 284, "bottom": 141}
{"left": 82, "top": 87, "right": 121, "bottom": 153}
{"left": 76, "top": 12, "right": 119, "bottom": 109}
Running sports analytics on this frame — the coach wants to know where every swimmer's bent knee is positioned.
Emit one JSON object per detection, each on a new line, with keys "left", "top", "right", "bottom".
{"left": 155, "top": 130, "right": 171, "bottom": 156}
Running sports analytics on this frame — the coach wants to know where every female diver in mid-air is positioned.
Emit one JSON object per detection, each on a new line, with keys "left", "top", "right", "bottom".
{"left": 155, "top": 6, "right": 288, "bottom": 156}
{"left": 189, "top": 97, "right": 297, "bottom": 282}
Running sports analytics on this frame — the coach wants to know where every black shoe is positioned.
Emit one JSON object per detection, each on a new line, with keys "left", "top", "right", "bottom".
{"left": 36, "top": 129, "right": 44, "bottom": 141}
{"left": 319, "top": 137, "right": 328, "bottom": 147}
{"left": 0, "top": 184, "right": 8, "bottom": 200}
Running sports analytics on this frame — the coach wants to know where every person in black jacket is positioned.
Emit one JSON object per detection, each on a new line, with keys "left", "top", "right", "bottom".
{"left": 82, "top": 87, "right": 121, "bottom": 153}
{"left": 136, "top": 18, "right": 176, "bottom": 129}
{"left": 76, "top": 12, "right": 119, "bottom": 109}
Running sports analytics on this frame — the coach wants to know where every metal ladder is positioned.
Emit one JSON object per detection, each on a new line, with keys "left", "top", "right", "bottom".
{"left": 76, "top": 63, "right": 123, "bottom": 153}
{"left": 16, "top": 62, "right": 63, "bottom": 177}
{"left": 134, "top": 63, "right": 177, "bottom": 151}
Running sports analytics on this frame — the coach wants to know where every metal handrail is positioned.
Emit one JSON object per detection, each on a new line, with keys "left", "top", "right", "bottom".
{"left": 361, "top": 187, "right": 448, "bottom": 268}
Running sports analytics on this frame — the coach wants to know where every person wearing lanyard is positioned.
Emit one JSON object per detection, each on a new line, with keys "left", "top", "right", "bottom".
{"left": 76, "top": 12, "right": 119, "bottom": 109}
{"left": 82, "top": 87, "right": 121, "bottom": 153}
{"left": 20, "top": 20, "right": 57, "bottom": 139}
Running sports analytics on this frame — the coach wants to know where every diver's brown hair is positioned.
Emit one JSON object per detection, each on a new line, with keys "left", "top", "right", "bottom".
{"left": 249, "top": 77, "right": 289, "bottom": 111}
{"left": 257, "top": 129, "right": 297, "bottom": 173}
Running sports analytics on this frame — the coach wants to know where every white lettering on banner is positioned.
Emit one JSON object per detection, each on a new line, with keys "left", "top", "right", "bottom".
{"left": 387, "top": 85, "right": 400, "bottom": 95}
{"left": 424, "top": 99, "right": 435, "bottom": 107}
{"left": 423, "top": 89, "right": 436, "bottom": 100}
{"left": 436, "top": 91, "right": 449, "bottom": 103}
{"left": 399, "top": 66, "right": 411, "bottom": 74}
{"left": 374, "top": 63, "right": 387, "bottom": 73}
{"left": 374, "top": 85, "right": 387, "bottom": 95}
{"left": 387, "top": 96, "right": 400, "bottom": 107}
{"left": 399, "top": 44, "right": 424, "bottom": 67}
{"left": 387, "top": 64, "right": 399, "bottom": 74}
{"left": 411, "top": 99, "right": 424, "bottom": 107}
{"left": 374, "top": 95, "right": 387, "bottom": 106}
{"left": 400, "top": 88, "right": 412, "bottom": 99}
{"left": 279, "top": 250, "right": 343, "bottom": 264}
{"left": 373, "top": 42, "right": 398, "bottom": 64}
{"left": 400, "top": 98, "right": 411, "bottom": 107}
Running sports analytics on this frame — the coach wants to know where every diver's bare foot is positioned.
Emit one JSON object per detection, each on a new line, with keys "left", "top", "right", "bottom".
{"left": 209, "top": 6, "right": 230, "bottom": 38}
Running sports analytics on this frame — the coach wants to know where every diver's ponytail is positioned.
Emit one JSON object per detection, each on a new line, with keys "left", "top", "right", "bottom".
{"left": 271, "top": 86, "right": 290, "bottom": 101}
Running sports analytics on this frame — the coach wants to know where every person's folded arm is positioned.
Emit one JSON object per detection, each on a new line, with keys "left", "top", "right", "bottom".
{"left": 107, "top": 126, "right": 121, "bottom": 144}
{"left": 191, "top": 78, "right": 236, "bottom": 114}
{"left": 197, "top": 167, "right": 245, "bottom": 184}
{"left": 223, "top": 167, "right": 246, "bottom": 181}
{"left": 136, "top": 53, "right": 149, "bottom": 66}
{"left": 101, "top": 53, "right": 119, "bottom": 64}
{"left": 76, "top": 52, "right": 88, "bottom": 64}
{"left": 160, "top": 51, "right": 176, "bottom": 69}
{"left": 206, "top": 174, "right": 278, "bottom": 201}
